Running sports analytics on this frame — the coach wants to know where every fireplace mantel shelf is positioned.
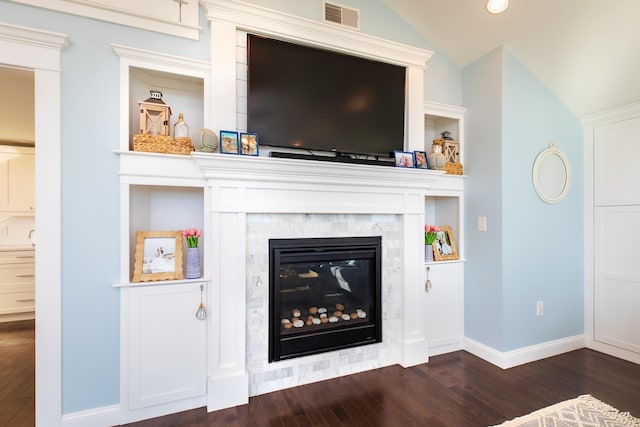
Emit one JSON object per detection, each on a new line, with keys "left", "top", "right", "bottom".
{"left": 117, "top": 150, "right": 464, "bottom": 193}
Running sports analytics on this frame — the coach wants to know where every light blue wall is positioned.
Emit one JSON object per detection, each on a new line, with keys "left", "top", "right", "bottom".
{"left": 1, "top": 0, "right": 461, "bottom": 414}
{"left": 501, "top": 48, "right": 583, "bottom": 350}
{"left": 463, "top": 47, "right": 583, "bottom": 352}
{"left": 462, "top": 48, "right": 505, "bottom": 349}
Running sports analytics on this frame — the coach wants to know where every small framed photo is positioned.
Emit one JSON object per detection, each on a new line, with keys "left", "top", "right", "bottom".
{"left": 220, "top": 130, "right": 239, "bottom": 154}
{"left": 432, "top": 225, "right": 459, "bottom": 261}
{"left": 443, "top": 141, "right": 460, "bottom": 163}
{"left": 133, "top": 230, "right": 184, "bottom": 283}
{"left": 240, "top": 132, "right": 259, "bottom": 156}
{"left": 394, "top": 150, "right": 415, "bottom": 168}
{"left": 414, "top": 151, "right": 428, "bottom": 169}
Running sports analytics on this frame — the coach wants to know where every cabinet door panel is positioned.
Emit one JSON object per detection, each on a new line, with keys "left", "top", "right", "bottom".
{"left": 8, "top": 154, "right": 35, "bottom": 212}
{"left": 594, "top": 117, "right": 640, "bottom": 206}
{"left": 425, "top": 263, "right": 463, "bottom": 356}
{"left": 128, "top": 282, "right": 206, "bottom": 409}
{"left": 594, "top": 206, "right": 640, "bottom": 354}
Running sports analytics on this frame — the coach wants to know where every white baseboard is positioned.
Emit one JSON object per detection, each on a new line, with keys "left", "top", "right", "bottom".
{"left": 585, "top": 338, "right": 640, "bottom": 365}
{"left": 61, "top": 405, "right": 121, "bottom": 427}
{"left": 463, "top": 335, "right": 585, "bottom": 369}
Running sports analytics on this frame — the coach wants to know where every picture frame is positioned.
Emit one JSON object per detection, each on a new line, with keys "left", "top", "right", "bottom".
{"left": 132, "top": 230, "right": 184, "bottom": 282}
{"left": 240, "top": 132, "right": 259, "bottom": 156}
{"left": 443, "top": 141, "right": 460, "bottom": 164}
{"left": 414, "top": 151, "right": 428, "bottom": 169}
{"left": 394, "top": 150, "right": 415, "bottom": 168}
{"left": 432, "top": 225, "right": 459, "bottom": 261}
{"left": 220, "top": 130, "right": 239, "bottom": 154}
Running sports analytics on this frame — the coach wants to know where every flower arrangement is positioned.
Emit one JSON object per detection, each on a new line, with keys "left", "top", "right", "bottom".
{"left": 183, "top": 228, "right": 201, "bottom": 248}
{"left": 425, "top": 225, "right": 440, "bottom": 245}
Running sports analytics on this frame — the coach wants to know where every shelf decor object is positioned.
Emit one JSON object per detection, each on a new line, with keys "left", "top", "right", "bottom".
{"left": 191, "top": 128, "right": 218, "bottom": 152}
{"left": 220, "top": 130, "right": 239, "bottom": 154}
{"left": 132, "top": 230, "right": 184, "bottom": 282}
{"left": 428, "top": 141, "right": 446, "bottom": 170}
{"left": 394, "top": 150, "right": 415, "bottom": 168}
{"left": 239, "top": 133, "right": 259, "bottom": 156}
{"left": 183, "top": 228, "right": 201, "bottom": 279}
{"left": 424, "top": 225, "right": 439, "bottom": 262}
{"left": 414, "top": 151, "right": 428, "bottom": 169}
{"left": 133, "top": 91, "right": 194, "bottom": 155}
{"left": 432, "top": 225, "right": 459, "bottom": 261}
{"left": 139, "top": 90, "right": 172, "bottom": 136}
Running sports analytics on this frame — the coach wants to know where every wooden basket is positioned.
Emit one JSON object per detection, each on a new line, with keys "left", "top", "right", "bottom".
{"left": 133, "top": 133, "right": 194, "bottom": 155}
{"left": 445, "top": 161, "right": 463, "bottom": 175}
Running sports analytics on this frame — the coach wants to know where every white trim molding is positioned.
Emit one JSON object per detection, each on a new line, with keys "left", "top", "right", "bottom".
{"left": 10, "top": 0, "right": 201, "bottom": 40}
{"left": 200, "top": 0, "right": 432, "bottom": 69}
{"left": 0, "top": 20, "right": 67, "bottom": 425}
{"left": 463, "top": 335, "right": 586, "bottom": 369}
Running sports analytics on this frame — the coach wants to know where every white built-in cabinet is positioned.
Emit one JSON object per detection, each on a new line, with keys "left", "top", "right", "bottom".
{"left": 0, "top": 146, "right": 35, "bottom": 214}
{"left": 0, "top": 249, "right": 35, "bottom": 321}
{"left": 584, "top": 104, "right": 640, "bottom": 365}
{"left": 125, "top": 281, "right": 207, "bottom": 410}
{"left": 423, "top": 102, "right": 465, "bottom": 357}
{"left": 114, "top": 46, "right": 211, "bottom": 423}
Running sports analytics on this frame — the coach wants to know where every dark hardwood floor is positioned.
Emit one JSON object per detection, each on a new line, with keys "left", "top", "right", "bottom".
{"left": 0, "top": 320, "right": 35, "bottom": 427}
{"left": 123, "top": 348, "right": 640, "bottom": 427}
{"left": 1, "top": 320, "right": 639, "bottom": 427}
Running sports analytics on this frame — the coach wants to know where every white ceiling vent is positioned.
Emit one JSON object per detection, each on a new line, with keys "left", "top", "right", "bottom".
{"left": 324, "top": 2, "right": 360, "bottom": 30}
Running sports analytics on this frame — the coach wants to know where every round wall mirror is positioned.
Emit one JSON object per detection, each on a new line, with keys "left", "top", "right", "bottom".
{"left": 532, "top": 142, "right": 571, "bottom": 204}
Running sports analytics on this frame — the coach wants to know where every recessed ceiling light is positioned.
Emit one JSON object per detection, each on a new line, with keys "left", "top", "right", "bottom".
{"left": 486, "top": 0, "right": 509, "bottom": 14}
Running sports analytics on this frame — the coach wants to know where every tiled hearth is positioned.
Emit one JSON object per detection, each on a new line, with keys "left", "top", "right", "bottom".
{"left": 246, "top": 213, "right": 402, "bottom": 395}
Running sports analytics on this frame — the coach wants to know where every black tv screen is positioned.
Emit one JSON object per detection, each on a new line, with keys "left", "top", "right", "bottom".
{"left": 247, "top": 34, "right": 406, "bottom": 158}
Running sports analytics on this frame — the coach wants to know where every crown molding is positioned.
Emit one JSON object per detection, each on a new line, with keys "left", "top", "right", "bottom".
{"left": 200, "top": 0, "right": 432, "bottom": 69}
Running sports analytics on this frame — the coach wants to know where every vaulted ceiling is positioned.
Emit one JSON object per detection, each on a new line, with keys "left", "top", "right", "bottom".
{"left": 383, "top": 0, "right": 640, "bottom": 117}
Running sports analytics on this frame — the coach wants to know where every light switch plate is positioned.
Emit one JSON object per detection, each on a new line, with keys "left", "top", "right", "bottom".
{"left": 477, "top": 216, "right": 487, "bottom": 232}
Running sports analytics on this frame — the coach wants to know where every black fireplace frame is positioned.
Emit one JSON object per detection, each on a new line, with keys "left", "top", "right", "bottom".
{"left": 269, "top": 236, "right": 382, "bottom": 362}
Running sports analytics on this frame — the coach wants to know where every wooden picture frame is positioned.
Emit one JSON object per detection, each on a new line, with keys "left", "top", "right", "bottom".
{"left": 220, "top": 130, "right": 239, "bottom": 154}
{"left": 240, "top": 132, "right": 259, "bottom": 156}
{"left": 443, "top": 141, "right": 460, "bottom": 163}
{"left": 132, "top": 230, "right": 184, "bottom": 282}
{"left": 414, "top": 151, "right": 428, "bottom": 169}
{"left": 394, "top": 150, "right": 415, "bottom": 168}
{"left": 432, "top": 225, "right": 459, "bottom": 261}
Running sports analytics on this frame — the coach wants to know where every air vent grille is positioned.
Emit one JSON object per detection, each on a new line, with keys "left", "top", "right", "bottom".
{"left": 324, "top": 2, "right": 359, "bottom": 29}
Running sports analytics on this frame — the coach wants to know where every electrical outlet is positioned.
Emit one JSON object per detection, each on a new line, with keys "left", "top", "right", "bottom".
{"left": 536, "top": 301, "right": 544, "bottom": 316}
{"left": 0, "top": 225, "right": 8, "bottom": 237}
{"left": 477, "top": 216, "right": 487, "bottom": 232}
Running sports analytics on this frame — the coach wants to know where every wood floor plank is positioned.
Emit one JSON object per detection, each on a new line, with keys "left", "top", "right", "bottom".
{"left": 2, "top": 318, "right": 639, "bottom": 427}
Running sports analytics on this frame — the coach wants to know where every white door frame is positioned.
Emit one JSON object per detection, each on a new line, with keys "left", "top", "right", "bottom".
{"left": 0, "top": 22, "right": 67, "bottom": 424}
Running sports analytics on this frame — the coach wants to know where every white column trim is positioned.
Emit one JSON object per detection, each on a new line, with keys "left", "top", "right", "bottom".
{"left": 0, "top": 21, "right": 67, "bottom": 425}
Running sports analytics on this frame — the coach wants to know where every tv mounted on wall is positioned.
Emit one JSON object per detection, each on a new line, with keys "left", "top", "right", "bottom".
{"left": 247, "top": 34, "right": 406, "bottom": 160}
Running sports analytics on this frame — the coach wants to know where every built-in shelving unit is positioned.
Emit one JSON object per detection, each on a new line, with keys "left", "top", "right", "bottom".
{"left": 422, "top": 101, "right": 466, "bottom": 357}
{"left": 114, "top": 45, "right": 211, "bottom": 424}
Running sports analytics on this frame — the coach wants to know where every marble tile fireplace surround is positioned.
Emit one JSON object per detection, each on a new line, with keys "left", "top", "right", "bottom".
{"left": 187, "top": 153, "right": 460, "bottom": 411}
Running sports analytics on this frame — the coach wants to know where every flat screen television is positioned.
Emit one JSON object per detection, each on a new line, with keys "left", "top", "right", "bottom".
{"left": 247, "top": 34, "right": 406, "bottom": 158}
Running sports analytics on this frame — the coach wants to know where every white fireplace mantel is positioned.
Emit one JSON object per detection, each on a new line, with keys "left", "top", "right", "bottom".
{"left": 117, "top": 150, "right": 464, "bottom": 415}
{"left": 186, "top": 153, "right": 463, "bottom": 411}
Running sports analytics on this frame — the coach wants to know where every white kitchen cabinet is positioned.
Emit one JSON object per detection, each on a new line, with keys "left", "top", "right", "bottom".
{"left": 425, "top": 262, "right": 464, "bottom": 356}
{"left": 0, "top": 249, "right": 35, "bottom": 321}
{"left": 124, "top": 281, "right": 207, "bottom": 416}
{"left": 0, "top": 146, "right": 35, "bottom": 213}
